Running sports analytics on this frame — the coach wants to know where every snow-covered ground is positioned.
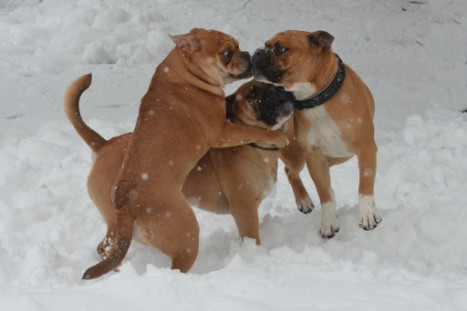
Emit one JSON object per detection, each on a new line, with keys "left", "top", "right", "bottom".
{"left": 1, "top": 0, "right": 467, "bottom": 310}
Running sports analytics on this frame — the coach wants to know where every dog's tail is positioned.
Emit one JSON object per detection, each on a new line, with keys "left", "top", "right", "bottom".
{"left": 82, "top": 191, "right": 135, "bottom": 279}
{"left": 64, "top": 73, "right": 106, "bottom": 153}
{"left": 83, "top": 211, "right": 134, "bottom": 280}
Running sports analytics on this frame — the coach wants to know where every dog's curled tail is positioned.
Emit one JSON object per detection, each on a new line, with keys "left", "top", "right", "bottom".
{"left": 82, "top": 202, "right": 134, "bottom": 279}
{"left": 82, "top": 181, "right": 135, "bottom": 279}
{"left": 64, "top": 73, "right": 106, "bottom": 153}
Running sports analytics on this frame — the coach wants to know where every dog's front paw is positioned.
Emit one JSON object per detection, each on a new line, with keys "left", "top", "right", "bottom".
{"left": 266, "top": 131, "right": 289, "bottom": 148}
{"left": 320, "top": 202, "right": 339, "bottom": 238}
{"left": 358, "top": 195, "right": 382, "bottom": 230}
{"left": 359, "top": 210, "right": 382, "bottom": 231}
{"left": 297, "top": 195, "right": 314, "bottom": 214}
{"left": 275, "top": 135, "right": 289, "bottom": 148}
{"left": 320, "top": 222, "right": 340, "bottom": 238}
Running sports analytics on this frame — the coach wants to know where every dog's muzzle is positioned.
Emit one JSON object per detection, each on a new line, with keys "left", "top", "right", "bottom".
{"left": 251, "top": 48, "right": 271, "bottom": 69}
{"left": 251, "top": 49, "right": 283, "bottom": 83}
{"left": 233, "top": 51, "right": 252, "bottom": 79}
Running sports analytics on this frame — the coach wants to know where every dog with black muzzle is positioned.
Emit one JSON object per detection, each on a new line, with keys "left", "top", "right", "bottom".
{"left": 252, "top": 30, "right": 382, "bottom": 238}
{"left": 66, "top": 77, "right": 293, "bottom": 273}
{"left": 185, "top": 80, "right": 294, "bottom": 244}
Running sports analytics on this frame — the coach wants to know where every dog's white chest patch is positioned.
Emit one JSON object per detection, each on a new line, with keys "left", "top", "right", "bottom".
{"left": 303, "top": 106, "right": 354, "bottom": 158}
{"left": 287, "top": 82, "right": 317, "bottom": 100}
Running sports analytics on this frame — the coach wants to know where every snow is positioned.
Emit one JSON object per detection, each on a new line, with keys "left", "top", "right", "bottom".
{"left": 1, "top": 0, "right": 467, "bottom": 310}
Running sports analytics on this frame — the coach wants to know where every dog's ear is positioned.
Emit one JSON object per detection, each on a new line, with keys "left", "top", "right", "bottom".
{"left": 308, "top": 31, "right": 334, "bottom": 49}
{"left": 170, "top": 33, "right": 201, "bottom": 54}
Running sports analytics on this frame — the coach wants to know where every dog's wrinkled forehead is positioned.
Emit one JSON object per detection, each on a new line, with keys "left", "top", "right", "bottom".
{"left": 172, "top": 28, "right": 240, "bottom": 55}
{"left": 265, "top": 30, "right": 334, "bottom": 51}
{"left": 194, "top": 29, "right": 239, "bottom": 50}
{"left": 247, "top": 83, "right": 294, "bottom": 102}
{"left": 265, "top": 30, "right": 309, "bottom": 49}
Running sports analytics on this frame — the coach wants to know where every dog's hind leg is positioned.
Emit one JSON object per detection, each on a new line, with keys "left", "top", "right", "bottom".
{"left": 228, "top": 197, "right": 261, "bottom": 245}
{"left": 280, "top": 141, "right": 315, "bottom": 214}
{"left": 356, "top": 142, "right": 381, "bottom": 230}
{"left": 304, "top": 149, "right": 340, "bottom": 238}
{"left": 137, "top": 193, "right": 200, "bottom": 273}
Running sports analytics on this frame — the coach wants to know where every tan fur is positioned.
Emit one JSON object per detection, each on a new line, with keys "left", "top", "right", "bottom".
{"left": 68, "top": 29, "right": 289, "bottom": 279}
{"left": 67, "top": 80, "right": 287, "bottom": 266}
{"left": 254, "top": 30, "right": 382, "bottom": 237}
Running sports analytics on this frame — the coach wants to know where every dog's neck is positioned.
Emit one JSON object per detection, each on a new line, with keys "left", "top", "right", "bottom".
{"left": 286, "top": 52, "right": 339, "bottom": 100}
{"left": 151, "top": 49, "right": 225, "bottom": 98}
{"left": 293, "top": 54, "right": 345, "bottom": 111}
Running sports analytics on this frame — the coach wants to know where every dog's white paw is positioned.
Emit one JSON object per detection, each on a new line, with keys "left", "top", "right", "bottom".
{"left": 358, "top": 195, "right": 382, "bottom": 231}
{"left": 297, "top": 195, "right": 314, "bottom": 214}
{"left": 359, "top": 210, "right": 382, "bottom": 230}
{"left": 320, "top": 201, "right": 339, "bottom": 238}
{"left": 320, "top": 222, "right": 340, "bottom": 238}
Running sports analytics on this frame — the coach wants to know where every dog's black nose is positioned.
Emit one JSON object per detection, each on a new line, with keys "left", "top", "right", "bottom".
{"left": 252, "top": 49, "right": 270, "bottom": 68}
{"left": 240, "top": 51, "right": 251, "bottom": 63}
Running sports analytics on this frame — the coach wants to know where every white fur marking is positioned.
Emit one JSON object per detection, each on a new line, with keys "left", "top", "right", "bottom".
{"left": 297, "top": 195, "right": 314, "bottom": 213}
{"left": 270, "top": 115, "right": 291, "bottom": 130}
{"left": 320, "top": 197, "right": 339, "bottom": 237}
{"left": 286, "top": 82, "right": 317, "bottom": 100}
{"left": 254, "top": 75, "right": 282, "bottom": 86}
{"left": 359, "top": 195, "right": 374, "bottom": 213}
{"left": 304, "top": 106, "right": 354, "bottom": 157}
{"left": 358, "top": 194, "right": 382, "bottom": 229}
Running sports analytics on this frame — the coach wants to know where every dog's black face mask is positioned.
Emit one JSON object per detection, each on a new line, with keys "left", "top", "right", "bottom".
{"left": 251, "top": 49, "right": 285, "bottom": 83}
{"left": 246, "top": 84, "right": 295, "bottom": 127}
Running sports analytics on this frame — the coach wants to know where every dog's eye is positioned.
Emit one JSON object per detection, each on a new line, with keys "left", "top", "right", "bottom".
{"left": 273, "top": 44, "right": 287, "bottom": 56}
{"left": 222, "top": 49, "right": 233, "bottom": 60}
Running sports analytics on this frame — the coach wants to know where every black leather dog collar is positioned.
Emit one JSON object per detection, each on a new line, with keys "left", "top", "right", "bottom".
{"left": 294, "top": 54, "right": 345, "bottom": 111}
{"left": 247, "top": 142, "right": 280, "bottom": 151}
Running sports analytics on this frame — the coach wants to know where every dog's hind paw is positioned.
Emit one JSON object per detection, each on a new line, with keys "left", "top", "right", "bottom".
{"left": 297, "top": 195, "right": 314, "bottom": 214}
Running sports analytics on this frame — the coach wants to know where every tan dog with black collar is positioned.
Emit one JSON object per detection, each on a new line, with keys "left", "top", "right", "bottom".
{"left": 252, "top": 30, "right": 382, "bottom": 238}
{"left": 67, "top": 28, "right": 289, "bottom": 279}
